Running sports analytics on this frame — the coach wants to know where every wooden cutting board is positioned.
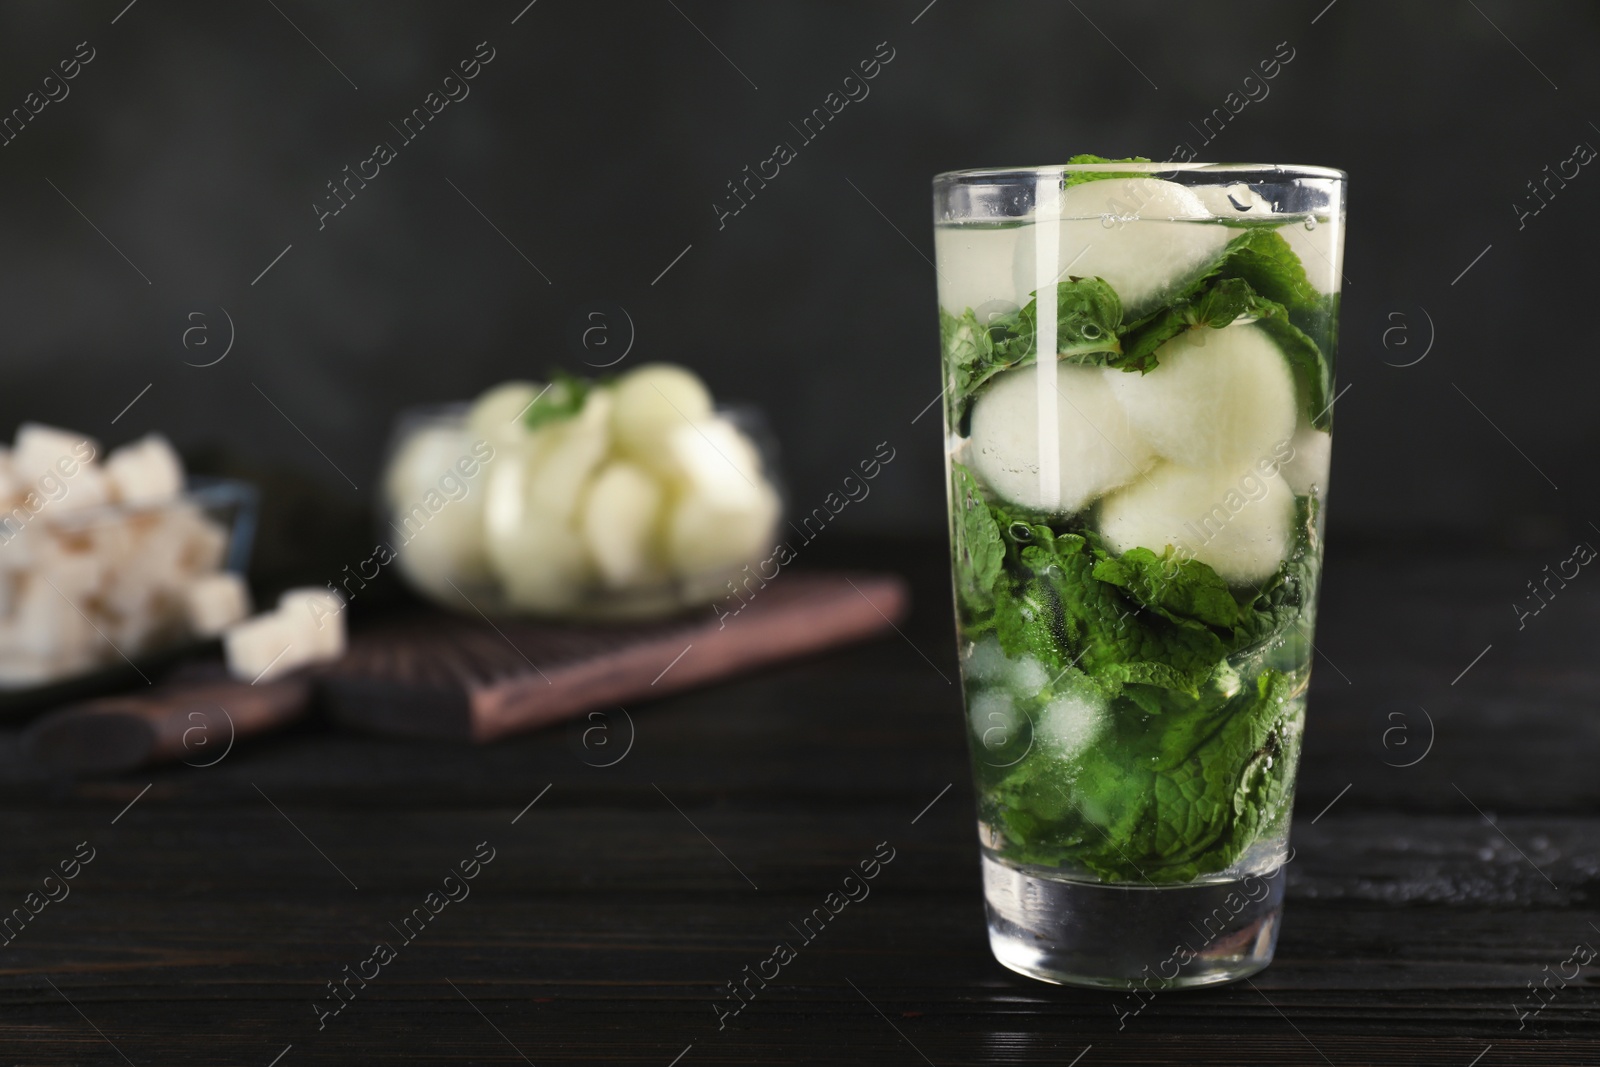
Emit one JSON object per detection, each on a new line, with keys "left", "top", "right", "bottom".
{"left": 318, "top": 571, "right": 910, "bottom": 742}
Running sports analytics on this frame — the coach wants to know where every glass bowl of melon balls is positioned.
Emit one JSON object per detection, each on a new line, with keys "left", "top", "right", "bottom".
{"left": 382, "top": 363, "right": 782, "bottom": 620}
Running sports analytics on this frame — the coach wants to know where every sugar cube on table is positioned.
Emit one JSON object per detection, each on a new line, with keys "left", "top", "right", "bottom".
{"left": 224, "top": 611, "right": 309, "bottom": 684}
{"left": 277, "top": 588, "right": 345, "bottom": 658}
{"left": 184, "top": 572, "right": 252, "bottom": 638}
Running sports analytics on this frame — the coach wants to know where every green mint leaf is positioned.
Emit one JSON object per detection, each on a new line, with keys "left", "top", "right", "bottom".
{"left": 981, "top": 517, "right": 1223, "bottom": 697}
{"left": 1222, "top": 227, "right": 1320, "bottom": 312}
{"left": 1061, "top": 153, "right": 1154, "bottom": 188}
{"left": 944, "top": 278, "right": 1124, "bottom": 420}
{"left": 1092, "top": 547, "right": 1250, "bottom": 631}
{"left": 951, "top": 463, "right": 1005, "bottom": 613}
{"left": 988, "top": 666, "right": 1297, "bottom": 883}
{"left": 1107, "top": 266, "right": 1333, "bottom": 430}
{"left": 523, "top": 370, "right": 592, "bottom": 431}
{"left": 1255, "top": 311, "right": 1332, "bottom": 430}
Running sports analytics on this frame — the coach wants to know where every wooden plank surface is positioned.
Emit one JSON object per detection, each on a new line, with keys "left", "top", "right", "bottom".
{"left": 0, "top": 541, "right": 1595, "bottom": 1065}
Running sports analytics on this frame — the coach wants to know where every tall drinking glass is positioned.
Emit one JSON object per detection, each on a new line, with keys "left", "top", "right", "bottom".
{"left": 934, "top": 162, "right": 1345, "bottom": 988}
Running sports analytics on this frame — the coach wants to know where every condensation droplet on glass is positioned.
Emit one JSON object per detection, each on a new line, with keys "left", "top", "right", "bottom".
{"left": 1303, "top": 215, "right": 1318, "bottom": 230}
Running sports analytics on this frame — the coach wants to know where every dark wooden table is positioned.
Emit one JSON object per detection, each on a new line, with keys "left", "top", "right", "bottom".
{"left": 2, "top": 540, "right": 1597, "bottom": 1065}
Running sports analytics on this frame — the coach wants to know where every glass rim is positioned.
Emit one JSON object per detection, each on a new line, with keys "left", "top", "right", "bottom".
{"left": 933, "top": 161, "right": 1346, "bottom": 185}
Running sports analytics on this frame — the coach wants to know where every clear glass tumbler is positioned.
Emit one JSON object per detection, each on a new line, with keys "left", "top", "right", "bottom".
{"left": 933, "top": 162, "right": 1345, "bottom": 988}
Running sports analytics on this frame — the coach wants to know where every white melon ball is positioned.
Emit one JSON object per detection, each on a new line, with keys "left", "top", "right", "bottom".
{"left": 665, "top": 479, "right": 780, "bottom": 580}
{"left": 967, "top": 363, "right": 1156, "bottom": 515}
{"left": 1013, "top": 177, "right": 1229, "bottom": 317}
{"left": 935, "top": 222, "right": 1024, "bottom": 315}
{"left": 481, "top": 440, "right": 588, "bottom": 611}
{"left": 1104, "top": 323, "right": 1296, "bottom": 473}
{"left": 385, "top": 425, "right": 473, "bottom": 513}
{"left": 466, "top": 380, "right": 544, "bottom": 444}
{"left": 1098, "top": 461, "right": 1295, "bottom": 586}
{"left": 524, "top": 389, "right": 613, "bottom": 524}
{"left": 1191, "top": 182, "right": 1272, "bottom": 219}
{"left": 393, "top": 491, "right": 492, "bottom": 601}
{"left": 1280, "top": 423, "right": 1332, "bottom": 497}
{"left": 581, "top": 461, "right": 665, "bottom": 590}
{"left": 612, "top": 363, "right": 713, "bottom": 457}
{"left": 654, "top": 417, "right": 767, "bottom": 503}
{"left": 492, "top": 516, "right": 592, "bottom": 613}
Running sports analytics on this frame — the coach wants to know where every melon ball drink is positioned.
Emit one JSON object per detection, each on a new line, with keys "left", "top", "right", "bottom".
{"left": 933, "top": 161, "right": 1345, "bottom": 988}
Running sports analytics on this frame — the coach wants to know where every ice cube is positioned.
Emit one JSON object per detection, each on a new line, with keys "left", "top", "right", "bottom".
{"left": 1006, "top": 653, "right": 1050, "bottom": 698}
{"left": 1097, "top": 461, "right": 1295, "bottom": 586}
{"left": 935, "top": 222, "right": 1024, "bottom": 315}
{"left": 1013, "top": 178, "right": 1230, "bottom": 318}
{"left": 1103, "top": 322, "right": 1297, "bottom": 473}
{"left": 969, "top": 689, "right": 1023, "bottom": 755}
{"left": 967, "top": 363, "right": 1156, "bottom": 515}
{"left": 1280, "top": 424, "right": 1332, "bottom": 496}
{"left": 1037, "top": 687, "right": 1106, "bottom": 759}
{"left": 962, "top": 636, "right": 1009, "bottom": 684}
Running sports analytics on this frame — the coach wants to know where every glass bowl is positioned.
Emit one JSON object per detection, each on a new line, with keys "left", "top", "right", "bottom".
{"left": 381, "top": 402, "right": 784, "bottom": 621}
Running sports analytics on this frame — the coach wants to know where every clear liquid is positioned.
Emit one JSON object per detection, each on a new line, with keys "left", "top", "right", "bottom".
{"left": 939, "top": 211, "right": 1336, "bottom": 888}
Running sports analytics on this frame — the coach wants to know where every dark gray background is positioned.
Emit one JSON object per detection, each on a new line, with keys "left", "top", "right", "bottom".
{"left": 0, "top": 0, "right": 1590, "bottom": 586}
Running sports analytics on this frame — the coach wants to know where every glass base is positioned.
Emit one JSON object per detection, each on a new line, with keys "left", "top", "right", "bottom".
{"left": 982, "top": 853, "right": 1285, "bottom": 989}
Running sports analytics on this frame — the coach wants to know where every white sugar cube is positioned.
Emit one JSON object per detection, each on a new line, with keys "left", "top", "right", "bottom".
{"left": 277, "top": 588, "right": 346, "bottom": 659}
{"left": 106, "top": 434, "right": 184, "bottom": 505}
{"left": 53, "top": 463, "right": 111, "bottom": 514}
{"left": 224, "top": 611, "right": 310, "bottom": 683}
{"left": 12, "top": 423, "right": 100, "bottom": 482}
{"left": 11, "top": 575, "right": 97, "bottom": 661}
{"left": 185, "top": 572, "right": 252, "bottom": 638}
{"left": 0, "top": 448, "right": 18, "bottom": 508}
